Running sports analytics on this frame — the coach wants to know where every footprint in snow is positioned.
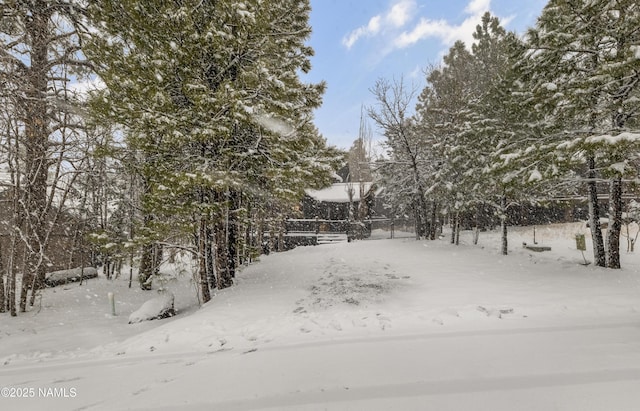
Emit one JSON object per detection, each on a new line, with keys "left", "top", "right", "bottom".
{"left": 52, "top": 376, "right": 83, "bottom": 384}
{"left": 158, "top": 359, "right": 182, "bottom": 365}
{"left": 330, "top": 320, "right": 343, "bottom": 331}
{"left": 132, "top": 387, "right": 149, "bottom": 396}
{"left": 376, "top": 313, "right": 392, "bottom": 330}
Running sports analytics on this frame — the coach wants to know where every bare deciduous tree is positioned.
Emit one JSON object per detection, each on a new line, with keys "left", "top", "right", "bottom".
{"left": 369, "top": 77, "right": 430, "bottom": 239}
{"left": 1, "top": 1, "right": 91, "bottom": 312}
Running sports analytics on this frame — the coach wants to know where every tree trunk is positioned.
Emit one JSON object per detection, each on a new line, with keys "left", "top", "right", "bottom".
{"left": 128, "top": 256, "right": 134, "bottom": 289}
{"left": 416, "top": 186, "right": 429, "bottom": 239}
{"left": 455, "top": 212, "right": 461, "bottom": 246}
{"left": 128, "top": 172, "right": 136, "bottom": 289}
{"left": 429, "top": 201, "right": 438, "bottom": 240}
{"left": 473, "top": 203, "right": 481, "bottom": 245}
{"left": 8, "top": 219, "right": 21, "bottom": 317}
{"left": 256, "top": 209, "right": 265, "bottom": 256}
{"left": 198, "top": 216, "right": 211, "bottom": 303}
{"left": 137, "top": 178, "right": 158, "bottom": 290}
{"left": 243, "top": 200, "right": 252, "bottom": 264}
{"left": 18, "top": 234, "right": 32, "bottom": 311}
{"left": 9, "top": 259, "right": 17, "bottom": 317}
{"left": 153, "top": 243, "right": 163, "bottom": 276}
{"left": 138, "top": 242, "right": 154, "bottom": 290}
{"left": 450, "top": 212, "right": 456, "bottom": 244}
{"left": 8, "top": 184, "right": 22, "bottom": 316}
{"left": 606, "top": 177, "right": 623, "bottom": 269}
{"left": 227, "top": 190, "right": 240, "bottom": 281}
{"left": 215, "top": 191, "right": 234, "bottom": 289}
{"left": 414, "top": 202, "right": 422, "bottom": 241}
{"left": 104, "top": 257, "right": 111, "bottom": 280}
{"left": 587, "top": 156, "right": 607, "bottom": 267}
{"left": 27, "top": 264, "right": 46, "bottom": 308}
{"left": 500, "top": 195, "right": 508, "bottom": 256}
{"left": 205, "top": 223, "right": 216, "bottom": 290}
{"left": 0, "top": 243, "right": 5, "bottom": 313}
{"left": 20, "top": 2, "right": 52, "bottom": 312}
{"left": 278, "top": 221, "right": 285, "bottom": 251}
{"left": 215, "top": 220, "right": 233, "bottom": 289}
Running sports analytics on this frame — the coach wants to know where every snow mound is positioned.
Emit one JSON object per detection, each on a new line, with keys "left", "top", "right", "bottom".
{"left": 45, "top": 266, "right": 98, "bottom": 287}
{"left": 128, "top": 292, "right": 176, "bottom": 324}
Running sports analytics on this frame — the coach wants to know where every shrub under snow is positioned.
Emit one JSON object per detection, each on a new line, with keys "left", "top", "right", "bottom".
{"left": 128, "top": 293, "right": 176, "bottom": 324}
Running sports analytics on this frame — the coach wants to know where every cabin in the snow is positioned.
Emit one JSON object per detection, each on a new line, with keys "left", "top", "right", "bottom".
{"left": 282, "top": 181, "right": 383, "bottom": 246}
{"left": 303, "top": 182, "right": 380, "bottom": 222}
{"left": 302, "top": 161, "right": 383, "bottom": 222}
{"left": 282, "top": 159, "right": 385, "bottom": 247}
{"left": 280, "top": 182, "right": 380, "bottom": 247}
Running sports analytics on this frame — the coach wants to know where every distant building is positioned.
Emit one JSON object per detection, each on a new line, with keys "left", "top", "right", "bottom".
{"left": 282, "top": 160, "right": 386, "bottom": 246}
{"left": 303, "top": 182, "right": 381, "bottom": 221}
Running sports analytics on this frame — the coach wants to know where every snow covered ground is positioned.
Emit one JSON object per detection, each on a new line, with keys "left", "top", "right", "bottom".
{"left": 2, "top": 222, "right": 640, "bottom": 410}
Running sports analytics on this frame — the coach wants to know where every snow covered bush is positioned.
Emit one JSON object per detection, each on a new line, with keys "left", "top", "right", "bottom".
{"left": 128, "top": 293, "right": 176, "bottom": 324}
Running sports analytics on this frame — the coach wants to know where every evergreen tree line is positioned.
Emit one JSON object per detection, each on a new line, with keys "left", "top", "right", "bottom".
{"left": 369, "top": 1, "right": 640, "bottom": 269}
{"left": 0, "top": 0, "right": 341, "bottom": 316}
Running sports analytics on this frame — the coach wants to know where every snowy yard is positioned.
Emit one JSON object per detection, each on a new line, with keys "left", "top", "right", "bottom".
{"left": 2, "top": 223, "right": 640, "bottom": 410}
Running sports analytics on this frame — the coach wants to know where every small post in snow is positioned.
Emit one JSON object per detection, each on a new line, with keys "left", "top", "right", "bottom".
{"left": 108, "top": 292, "right": 116, "bottom": 316}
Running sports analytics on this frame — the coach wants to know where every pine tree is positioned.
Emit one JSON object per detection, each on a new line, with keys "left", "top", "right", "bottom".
{"left": 463, "top": 14, "right": 551, "bottom": 255}
{"left": 525, "top": 0, "right": 640, "bottom": 268}
{"left": 86, "top": 0, "right": 339, "bottom": 300}
{"left": 416, "top": 41, "right": 478, "bottom": 245}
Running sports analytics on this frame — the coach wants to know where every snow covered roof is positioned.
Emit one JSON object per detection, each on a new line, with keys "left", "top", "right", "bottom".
{"left": 305, "top": 182, "right": 380, "bottom": 203}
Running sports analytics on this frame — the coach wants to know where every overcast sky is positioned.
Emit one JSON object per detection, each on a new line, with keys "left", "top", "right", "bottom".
{"left": 303, "top": 0, "right": 548, "bottom": 150}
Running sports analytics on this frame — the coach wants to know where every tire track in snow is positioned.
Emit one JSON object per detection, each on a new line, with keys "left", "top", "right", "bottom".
{"left": 172, "top": 368, "right": 640, "bottom": 411}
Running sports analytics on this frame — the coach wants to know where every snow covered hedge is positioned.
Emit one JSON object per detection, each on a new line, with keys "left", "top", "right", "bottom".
{"left": 128, "top": 293, "right": 176, "bottom": 324}
{"left": 45, "top": 267, "right": 98, "bottom": 287}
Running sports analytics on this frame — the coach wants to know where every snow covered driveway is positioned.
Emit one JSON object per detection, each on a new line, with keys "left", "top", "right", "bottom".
{"left": 2, "top": 226, "right": 640, "bottom": 410}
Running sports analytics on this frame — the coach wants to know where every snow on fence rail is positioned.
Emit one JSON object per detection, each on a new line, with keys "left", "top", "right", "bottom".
{"left": 282, "top": 218, "right": 414, "bottom": 243}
